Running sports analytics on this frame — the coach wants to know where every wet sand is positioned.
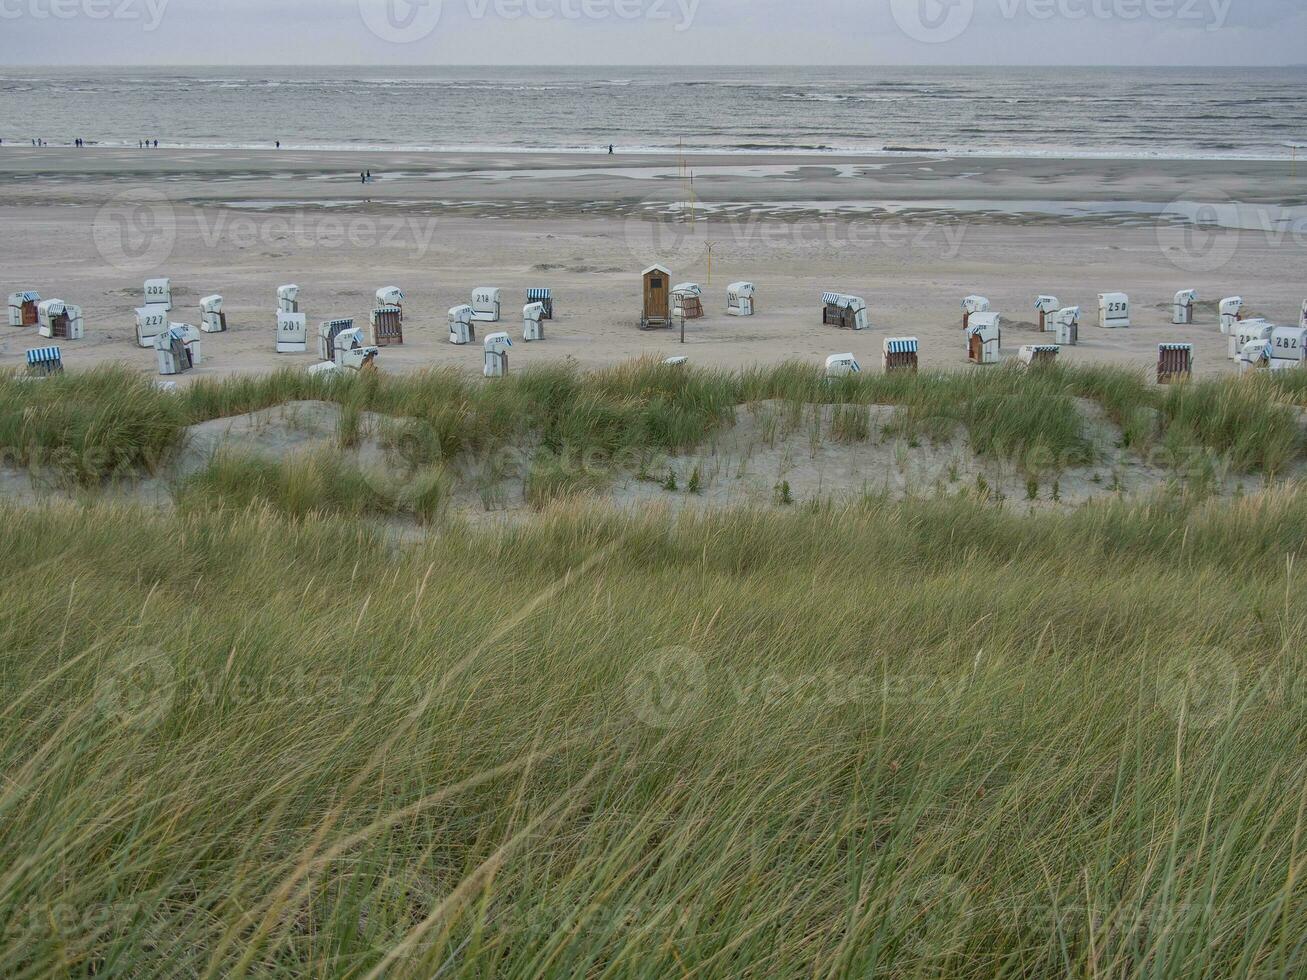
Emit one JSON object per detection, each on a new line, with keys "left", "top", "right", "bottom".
{"left": 1, "top": 147, "right": 1303, "bottom": 380}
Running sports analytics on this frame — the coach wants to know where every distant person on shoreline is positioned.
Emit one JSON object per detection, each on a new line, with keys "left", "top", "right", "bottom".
{"left": 275, "top": 140, "right": 280, "bottom": 149}
{"left": 609, "top": 144, "right": 614, "bottom": 154}
{"left": 366, "top": 170, "right": 372, "bottom": 183}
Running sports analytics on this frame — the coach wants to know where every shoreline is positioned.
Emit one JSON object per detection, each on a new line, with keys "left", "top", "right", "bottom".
{"left": 1, "top": 146, "right": 1302, "bottom": 382}
{"left": 3, "top": 143, "right": 1303, "bottom": 163}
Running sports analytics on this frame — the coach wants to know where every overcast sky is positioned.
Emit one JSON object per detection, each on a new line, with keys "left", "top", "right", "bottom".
{"left": 1, "top": 0, "right": 1305, "bottom": 65}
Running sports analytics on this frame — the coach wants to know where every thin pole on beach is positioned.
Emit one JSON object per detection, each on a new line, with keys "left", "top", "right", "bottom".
{"left": 706, "top": 242, "right": 716, "bottom": 285}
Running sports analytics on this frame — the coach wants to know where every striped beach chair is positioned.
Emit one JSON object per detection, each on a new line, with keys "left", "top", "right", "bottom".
{"left": 318, "top": 318, "right": 356, "bottom": 362}
{"left": 369, "top": 306, "right": 403, "bottom": 346}
{"left": 1019, "top": 344, "right": 1060, "bottom": 368}
{"left": 882, "top": 337, "right": 919, "bottom": 373}
{"left": 822, "top": 292, "right": 868, "bottom": 330}
{"left": 526, "top": 287, "right": 553, "bottom": 319}
{"left": 1157, "top": 343, "right": 1193, "bottom": 384}
{"left": 26, "top": 345, "right": 62, "bottom": 376}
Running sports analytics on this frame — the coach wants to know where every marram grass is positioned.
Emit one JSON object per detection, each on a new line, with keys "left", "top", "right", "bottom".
{"left": 0, "top": 491, "right": 1305, "bottom": 977}
{"left": 1, "top": 359, "right": 1302, "bottom": 486}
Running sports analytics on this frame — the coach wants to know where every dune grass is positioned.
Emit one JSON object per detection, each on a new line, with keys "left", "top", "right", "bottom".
{"left": 1, "top": 360, "right": 1302, "bottom": 489}
{"left": 0, "top": 491, "right": 1305, "bottom": 977}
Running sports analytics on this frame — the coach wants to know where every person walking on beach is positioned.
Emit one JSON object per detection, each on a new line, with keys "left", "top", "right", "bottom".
{"left": 275, "top": 140, "right": 280, "bottom": 149}
{"left": 366, "top": 170, "right": 372, "bottom": 183}
{"left": 608, "top": 144, "right": 614, "bottom": 155}
{"left": 360, "top": 171, "right": 366, "bottom": 184}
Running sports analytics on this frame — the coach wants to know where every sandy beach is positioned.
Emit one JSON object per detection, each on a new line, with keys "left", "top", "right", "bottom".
{"left": 1, "top": 147, "right": 1303, "bottom": 380}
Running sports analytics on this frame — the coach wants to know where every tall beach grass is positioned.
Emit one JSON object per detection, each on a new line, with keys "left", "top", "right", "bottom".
{"left": 0, "top": 492, "right": 1304, "bottom": 976}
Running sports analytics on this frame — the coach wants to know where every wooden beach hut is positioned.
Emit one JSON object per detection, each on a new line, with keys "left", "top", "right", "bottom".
{"left": 641, "top": 265, "right": 671, "bottom": 329}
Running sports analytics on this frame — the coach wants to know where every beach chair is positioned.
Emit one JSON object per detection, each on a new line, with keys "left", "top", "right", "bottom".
{"left": 449, "top": 305, "right": 474, "bottom": 345}
{"left": 8, "top": 291, "right": 40, "bottom": 327}
{"left": 483, "top": 332, "right": 512, "bottom": 378}
{"left": 1098, "top": 293, "right": 1130, "bottom": 329}
{"left": 523, "top": 302, "right": 545, "bottom": 342}
{"left": 1157, "top": 343, "right": 1193, "bottom": 384}
{"left": 277, "top": 284, "right": 300, "bottom": 315}
{"left": 1034, "top": 295, "right": 1059, "bottom": 332}
{"left": 1019, "top": 344, "right": 1060, "bottom": 368}
{"left": 135, "top": 304, "right": 169, "bottom": 348}
{"left": 318, "top": 318, "right": 355, "bottom": 362}
{"left": 825, "top": 353, "right": 861, "bottom": 378}
{"left": 276, "top": 311, "right": 308, "bottom": 353}
{"left": 671, "top": 283, "right": 704, "bottom": 319}
{"left": 156, "top": 325, "right": 201, "bottom": 376}
{"left": 822, "top": 293, "right": 868, "bottom": 330}
{"left": 961, "top": 295, "right": 990, "bottom": 330}
{"left": 200, "top": 295, "right": 227, "bottom": 333}
{"left": 1172, "top": 289, "right": 1197, "bottom": 325}
{"left": 144, "top": 278, "right": 172, "bottom": 311}
{"left": 369, "top": 306, "right": 403, "bottom": 346}
{"left": 470, "top": 287, "right": 501, "bottom": 323}
{"left": 1219, "top": 296, "right": 1243, "bottom": 335}
{"left": 526, "top": 287, "right": 553, "bottom": 319}
{"left": 376, "top": 286, "right": 404, "bottom": 319}
{"left": 966, "top": 313, "right": 1002, "bottom": 364}
{"left": 332, "top": 325, "right": 379, "bottom": 372}
{"left": 1233, "top": 318, "right": 1272, "bottom": 363}
{"left": 25, "top": 345, "right": 62, "bottom": 376}
{"left": 1270, "top": 326, "right": 1306, "bottom": 369}
{"left": 1239, "top": 340, "right": 1272, "bottom": 374}
{"left": 1051, "top": 307, "right": 1080, "bottom": 346}
{"left": 37, "top": 300, "right": 83, "bottom": 340}
{"left": 882, "top": 337, "right": 919, "bottom": 373}
{"left": 727, "top": 282, "right": 756, "bottom": 317}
